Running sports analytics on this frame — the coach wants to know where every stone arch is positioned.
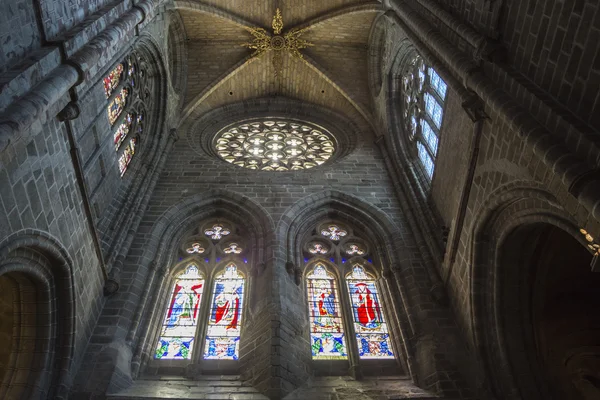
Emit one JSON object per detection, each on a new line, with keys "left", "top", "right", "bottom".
{"left": 469, "top": 185, "right": 597, "bottom": 400}
{"left": 0, "top": 230, "right": 75, "bottom": 400}
{"left": 367, "top": 13, "right": 390, "bottom": 99}
{"left": 166, "top": 10, "right": 188, "bottom": 107}
{"left": 131, "top": 190, "right": 275, "bottom": 377}
{"left": 277, "top": 190, "right": 417, "bottom": 378}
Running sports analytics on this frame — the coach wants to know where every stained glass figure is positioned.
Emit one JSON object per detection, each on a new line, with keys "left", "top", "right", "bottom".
{"left": 186, "top": 243, "right": 205, "bottom": 254}
{"left": 308, "top": 242, "right": 328, "bottom": 255}
{"left": 108, "top": 88, "right": 128, "bottom": 125}
{"left": 346, "top": 244, "right": 365, "bottom": 256}
{"left": 205, "top": 224, "right": 231, "bottom": 240}
{"left": 346, "top": 265, "right": 393, "bottom": 359}
{"left": 118, "top": 138, "right": 137, "bottom": 177}
{"left": 155, "top": 265, "right": 204, "bottom": 360}
{"left": 204, "top": 264, "right": 245, "bottom": 360}
{"left": 401, "top": 54, "right": 447, "bottom": 180}
{"left": 104, "top": 63, "right": 124, "bottom": 98}
{"left": 306, "top": 264, "right": 347, "bottom": 359}
{"left": 321, "top": 225, "right": 347, "bottom": 241}
{"left": 114, "top": 113, "right": 133, "bottom": 151}
{"left": 224, "top": 243, "right": 242, "bottom": 254}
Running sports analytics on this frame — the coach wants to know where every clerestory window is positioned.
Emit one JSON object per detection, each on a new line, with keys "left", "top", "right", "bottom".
{"left": 401, "top": 55, "right": 447, "bottom": 179}
{"left": 305, "top": 223, "right": 396, "bottom": 362}
{"left": 153, "top": 222, "right": 247, "bottom": 362}
{"left": 102, "top": 54, "right": 147, "bottom": 177}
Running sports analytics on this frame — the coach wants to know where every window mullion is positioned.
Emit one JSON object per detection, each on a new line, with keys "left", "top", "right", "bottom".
{"left": 340, "top": 268, "right": 362, "bottom": 372}
{"left": 193, "top": 273, "right": 213, "bottom": 364}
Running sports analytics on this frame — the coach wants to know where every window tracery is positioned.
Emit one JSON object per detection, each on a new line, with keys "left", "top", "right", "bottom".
{"left": 102, "top": 53, "right": 149, "bottom": 176}
{"left": 304, "top": 223, "right": 396, "bottom": 362}
{"left": 401, "top": 54, "right": 448, "bottom": 178}
{"left": 213, "top": 119, "right": 336, "bottom": 171}
{"left": 153, "top": 222, "right": 248, "bottom": 364}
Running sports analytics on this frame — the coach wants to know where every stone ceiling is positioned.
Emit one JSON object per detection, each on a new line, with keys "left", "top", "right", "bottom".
{"left": 174, "top": 0, "right": 382, "bottom": 134}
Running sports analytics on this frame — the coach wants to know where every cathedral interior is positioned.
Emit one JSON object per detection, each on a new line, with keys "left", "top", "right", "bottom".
{"left": 1, "top": 0, "right": 600, "bottom": 399}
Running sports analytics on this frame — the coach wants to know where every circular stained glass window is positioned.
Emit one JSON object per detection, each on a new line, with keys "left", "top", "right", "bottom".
{"left": 213, "top": 119, "right": 337, "bottom": 171}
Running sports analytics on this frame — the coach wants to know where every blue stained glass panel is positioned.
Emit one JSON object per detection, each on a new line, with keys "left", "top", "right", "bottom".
{"left": 417, "top": 142, "right": 434, "bottom": 178}
{"left": 155, "top": 337, "right": 194, "bottom": 360}
{"left": 428, "top": 69, "right": 447, "bottom": 99}
{"left": 356, "top": 334, "right": 394, "bottom": 358}
{"left": 424, "top": 93, "right": 444, "bottom": 128}
{"left": 346, "top": 265, "right": 394, "bottom": 359}
{"left": 155, "top": 265, "right": 204, "bottom": 360}
{"left": 203, "top": 264, "right": 245, "bottom": 360}
{"left": 307, "top": 264, "right": 347, "bottom": 359}
{"left": 311, "top": 333, "right": 347, "bottom": 358}
{"left": 204, "top": 337, "right": 240, "bottom": 360}
{"left": 422, "top": 121, "right": 438, "bottom": 155}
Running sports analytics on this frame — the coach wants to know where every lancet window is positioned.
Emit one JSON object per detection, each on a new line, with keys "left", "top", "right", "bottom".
{"left": 304, "top": 222, "right": 396, "bottom": 362}
{"left": 153, "top": 221, "right": 248, "bottom": 364}
{"left": 101, "top": 54, "right": 148, "bottom": 176}
{"left": 401, "top": 54, "right": 447, "bottom": 179}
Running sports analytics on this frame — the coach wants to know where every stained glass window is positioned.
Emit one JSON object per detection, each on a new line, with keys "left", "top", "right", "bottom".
{"left": 155, "top": 265, "right": 205, "bottom": 360}
{"left": 118, "top": 138, "right": 137, "bottom": 176}
{"left": 346, "top": 265, "right": 393, "bottom": 359}
{"left": 401, "top": 54, "right": 447, "bottom": 180}
{"left": 108, "top": 88, "right": 128, "bottom": 125}
{"left": 321, "top": 225, "right": 347, "bottom": 241}
{"left": 204, "top": 264, "right": 245, "bottom": 360}
{"left": 307, "top": 264, "right": 347, "bottom": 359}
{"left": 114, "top": 113, "right": 133, "bottom": 151}
{"left": 104, "top": 63, "right": 124, "bottom": 98}
{"left": 214, "top": 119, "right": 336, "bottom": 171}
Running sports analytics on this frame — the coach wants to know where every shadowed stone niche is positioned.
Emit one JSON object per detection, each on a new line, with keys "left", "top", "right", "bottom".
{"left": 499, "top": 225, "right": 600, "bottom": 400}
{"left": 0, "top": 272, "right": 44, "bottom": 399}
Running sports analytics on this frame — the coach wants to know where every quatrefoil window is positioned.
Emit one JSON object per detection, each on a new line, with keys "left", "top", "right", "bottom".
{"left": 204, "top": 224, "right": 231, "bottom": 240}
{"left": 321, "top": 225, "right": 347, "bottom": 241}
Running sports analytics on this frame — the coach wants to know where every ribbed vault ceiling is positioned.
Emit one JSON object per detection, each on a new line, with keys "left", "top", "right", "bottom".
{"left": 175, "top": 0, "right": 382, "bottom": 133}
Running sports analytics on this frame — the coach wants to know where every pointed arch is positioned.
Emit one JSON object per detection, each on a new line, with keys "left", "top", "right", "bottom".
{"left": 469, "top": 184, "right": 584, "bottom": 399}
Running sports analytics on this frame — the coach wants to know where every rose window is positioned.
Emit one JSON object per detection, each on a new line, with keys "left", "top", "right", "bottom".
{"left": 214, "top": 119, "right": 336, "bottom": 171}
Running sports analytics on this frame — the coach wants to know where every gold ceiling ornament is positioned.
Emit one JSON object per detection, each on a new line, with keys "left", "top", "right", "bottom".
{"left": 241, "top": 8, "right": 313, "bottom": 77}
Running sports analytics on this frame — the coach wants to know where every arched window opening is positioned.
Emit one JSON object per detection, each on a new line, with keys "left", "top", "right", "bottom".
{"left": 151, "top": 220, "right": 249, "bottom": 369}
{"left": 307, "top": 264, "right": 348, "bottom": 360}
{"left": 102, "top": 52, "right": 149, "bottom": 177}
{"left": 304, "top": 222, "right": 397, "bottom": 366}
{"left": 155, "top": 265, "right": 205, "bottom": 360}
{"left": 346, "top": 265, "right": 394, "bottom": 359}
{"left": 204, "top": 263, "right": 245, "bottom": 360}
{"left": 401, "top": 54, "right": 448, "bottom": 179}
